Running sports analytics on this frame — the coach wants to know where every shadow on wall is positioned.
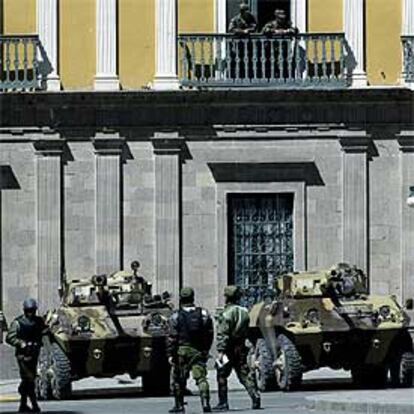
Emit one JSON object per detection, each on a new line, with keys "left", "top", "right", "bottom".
{"left": 207, "top": 162, "right": 325, "bottom": 186}
{"left": 0, "top": 166, "right": 21, "bottom": 342}
{"left": 0, "top": 166, "right": 20, "bottom": 190}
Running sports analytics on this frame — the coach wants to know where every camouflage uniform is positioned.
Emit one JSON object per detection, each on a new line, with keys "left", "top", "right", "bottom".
{"left": 228, "top": 12, "right": 257, "bottom": 34}
{"left": 167, "top": 287, "right": 214, "bottom": 413}
{"left": 6, "top": 299, "right": 46, "bottom": 413}
{"left": 227, "top": 4, "right": 257, "bottom": 80}
{"left": 214, "top": 286, "right": 260, "bottom": 411}
{"left": 261, "top": 10, "right": 298, "bottom": 80}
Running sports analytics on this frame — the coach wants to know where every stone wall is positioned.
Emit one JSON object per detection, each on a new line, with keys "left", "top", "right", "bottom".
{"left": 0, "top": 89, "right": 413, "bottom": 378}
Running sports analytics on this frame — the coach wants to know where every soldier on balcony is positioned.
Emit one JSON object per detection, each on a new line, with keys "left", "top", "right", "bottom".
{"left": 228, "top": 2, "right": 257, "bottom": 35}
{"left": 262, "top": 8, "right": 298, "bottom": 36}
{"left": 261, "top": 8, "right": 299, "bottom": 80}
{"left": 228, "top": 3, "right": 258, "bottom": 80}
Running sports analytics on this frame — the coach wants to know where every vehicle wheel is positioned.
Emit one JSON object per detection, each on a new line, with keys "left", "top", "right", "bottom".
{"left": 35, "top": 346, "right": 52, "bottom": 400}
{"left": 49, "top": 343, "right": 72, "bottom": 400}
{"left": 142, "top": 365, "right": 170, "bottom": 396}
{"left": 254, "top": 339, "right": 276, "bottom": 392}
{"left": 351, "top": 364, "right": 387, "bottom": 389}
{"left": 390, "top": 351, "right": 414, "bottom": 388}
{"left": 274, "top": 334, "right": 303, "bottom": 391}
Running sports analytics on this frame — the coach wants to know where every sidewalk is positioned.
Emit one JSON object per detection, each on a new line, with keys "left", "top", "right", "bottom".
{"left": 0, "top": 368, "right": 349, "bottom": 401}
{"left": 306, "top": 389, "right": 414, "bottom": 414}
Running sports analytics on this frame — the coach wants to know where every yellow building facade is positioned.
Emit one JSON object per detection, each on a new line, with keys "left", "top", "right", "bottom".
{"left": 0, "top": 0, "right": 411, "bottom": 90}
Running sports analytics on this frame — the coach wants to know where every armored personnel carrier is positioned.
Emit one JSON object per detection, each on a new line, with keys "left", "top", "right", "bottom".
{"left": 35, "top": 261, "right": 173, "bottom": 400}
{"left": 248, "top": 263, "right": 414, "bottom": 391}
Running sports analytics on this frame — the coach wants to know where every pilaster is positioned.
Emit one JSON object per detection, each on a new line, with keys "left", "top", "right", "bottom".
{"left": 34, "top": 137, "right": 64, "bottom": 310}
{"left": 94, "top": 0, "right": 120, "bottom": 91}
{"left": 291, "top": 0, "right": 307, "bottom": 33}
{"left": 151, "top": 132, "right": 183, "bottom": 300}
{"left": 93, "top": 134, "right": 124, "bottom": 274}
{"left": 37, "top": 0, "right": 61, "bottom": 91}
{"left": 340, "top": 132, "right": 370, "bottom": 275}
{"left": 399, "top": 133, "right": 414, "bottom": 305}
{"left": 153, "top": 0, "right": 179, "bottom": 90}
{"left": 401, "top": 0, "right": 414, "bottom": 87}
{"left": 344, "top": 0, "right": 367, "bottom": 87}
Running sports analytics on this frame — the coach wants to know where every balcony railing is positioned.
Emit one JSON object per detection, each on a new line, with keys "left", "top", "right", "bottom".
{"left": 0, "top": 35, "right": 42, "bottom": 91}
{"left": 178, "top": 33, "right": 346, "bottom": 88}
{"left": 402, "top": 36, "right": 414, "bottom": 83}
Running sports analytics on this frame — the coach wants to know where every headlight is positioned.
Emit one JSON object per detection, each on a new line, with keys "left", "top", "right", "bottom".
{"left": 306, "top": 308, "right": 320, "bottom": 324}
{"left": 379, "top": 305, "right": 391, "bottom": 319}
{"left": 77, "top": 315, "right": 91, "bottom": 332}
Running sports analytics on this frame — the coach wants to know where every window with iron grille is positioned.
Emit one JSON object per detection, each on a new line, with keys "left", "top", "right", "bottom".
{"left": 228, "top": 193, "right": 294, "bottom": 306}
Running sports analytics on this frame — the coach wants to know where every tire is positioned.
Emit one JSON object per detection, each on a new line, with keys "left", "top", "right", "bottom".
{"left": 351, "top": 364, "right": 388, "bottom": 389}
{"left": 254, "top": 339, "right": 276, "bottom": 392}
{"left": 273, "top": 334, "right": 303, "bottom": 391}
{"left": 35, "top": 346, "right": 52, "bottom": 400}
{"left": 49, "top": 343, "right": 72, "bottom": 400}
{"left": 142, "top": 365, "right": 170, "bottom": 396}
{"left": 390, "top": 351, "right": 414, "bottom": 388}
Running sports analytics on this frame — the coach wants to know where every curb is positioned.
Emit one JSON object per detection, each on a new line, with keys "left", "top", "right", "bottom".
{"left": 306, "top": 396, "right": 414, "bottom": 414}
{"left": 0, "top": 394, "right": 19, "bottom": 403}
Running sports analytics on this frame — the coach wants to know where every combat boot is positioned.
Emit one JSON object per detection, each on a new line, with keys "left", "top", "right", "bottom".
{"left": 18, "top": 383, "right": 31, "bottom": 413}
{"left": 247, "top": 388, "right": 261, "bottom": 410}
{"left": 251, "top": 393, "right": 261, "bottom": 410}
{"left": 201, "top": 395, "right": 211, "bottom": 413}
{"left": 169, "top": 394, "right": 185, "bottom": 413}
{"left": 212, "top": 385, "right": 229, "bottom": 412}
{"left": 28, "top": 385, "right": 41, "bottom": 412}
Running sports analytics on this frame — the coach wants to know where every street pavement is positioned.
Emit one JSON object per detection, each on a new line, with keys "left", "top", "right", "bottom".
{"left": 0, "top": 369, "right": 413, "bottom": 414}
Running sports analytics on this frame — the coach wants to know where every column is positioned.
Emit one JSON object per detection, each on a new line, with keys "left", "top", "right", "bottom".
{"left": 34, "top": 138, "right": 64, "bottom": 311}
{"left": 153, "top": 0, "right": 179, "bottom": 90}
{"left": 151, "top": 132, "right": 183, "bottom": 300}
{"left": 94, "top": 0, "right": 120, "bottom": 91}
{"left": 401, "top": 0, "right": 414, "bottom": 86}
{"left": 340, "top": 132, "right": 370, "bottom": 275}
{"left": 215, "top": 0, "right": 226, "bottom": 33}
{"left": 37, "top": 0, "right": 61, "bottom": 91}
{"left": 344, "top": 0, "right": 367, "bottom": 87}
{"left": 291, "top": 0, "right": 307, "bottom": 33}
{"left": 399, "top": 133, "right": 414, "bottom": 305}
{"left": 94, "top": 135, "right": 123, "bottom": 274}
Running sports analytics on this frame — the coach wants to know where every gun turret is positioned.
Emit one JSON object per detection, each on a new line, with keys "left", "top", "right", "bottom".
{"left": 322, "top": 263, "right": 368, "bottom": 300}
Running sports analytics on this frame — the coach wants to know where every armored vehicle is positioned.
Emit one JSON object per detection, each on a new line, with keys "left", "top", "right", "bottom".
{"left": 248, "top": 263, "right": 414, "bottom": 391}
{"left": 35, "top": 261, "right": 173, "bottom": 400}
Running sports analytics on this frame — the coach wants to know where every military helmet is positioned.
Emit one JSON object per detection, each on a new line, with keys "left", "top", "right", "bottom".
{"left": 224, "top": 285, "right": 242, "bottom": 300}
{"left": 131, "top": 260, "right": 140, "bottom": 271}
{"left": 180, "top": 287, "right": 195, "bottom": 302}
{"left": 23, "top": 298, "right": 38, "bottom": 310}
{"left": 239, "top": 2, "right": 249, "bottom": 11}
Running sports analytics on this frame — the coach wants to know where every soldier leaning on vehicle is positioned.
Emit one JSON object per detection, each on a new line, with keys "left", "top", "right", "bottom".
{"left": 213, "top": 285, "right": 260, "bottom": 411}
{"left": 6, "top": 298, "right": 47, "bottom": 413}
{"left": 167, "top": 287, "right": 214, "bottom": 413}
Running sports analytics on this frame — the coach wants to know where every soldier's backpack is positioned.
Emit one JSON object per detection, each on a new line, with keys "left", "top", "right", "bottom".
{"left": 178, "top": 307, "right": 204, "bottom": 348}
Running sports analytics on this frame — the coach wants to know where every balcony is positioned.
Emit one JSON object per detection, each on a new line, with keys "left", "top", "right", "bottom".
{"left": 402, "top": 36, "right": 414, "bottom": 83}
{"left": 0, "top": 35, "right": 42, "bottom": 91}
{"left": 178, "top": 33, "right": 347, "bottom": 88}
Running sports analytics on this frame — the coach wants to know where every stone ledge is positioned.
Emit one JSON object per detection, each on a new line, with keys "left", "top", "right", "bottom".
{"left": 306, "top": 389, "right": 414, "bottom": 414}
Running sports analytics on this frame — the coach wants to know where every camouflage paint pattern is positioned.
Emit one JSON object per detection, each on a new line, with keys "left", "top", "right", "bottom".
{"left": 249, "top": 266, "right": 411, "bottom": 370}
{"left": 43, "top": 268, "right": 173, "bottom": 380}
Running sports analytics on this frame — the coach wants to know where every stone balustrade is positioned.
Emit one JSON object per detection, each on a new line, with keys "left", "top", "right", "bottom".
{"left": 178, "top": 32, "right": 347, "bottom": 88}
{"left": 0, "top": 35, "right": 42, "bottom": 91}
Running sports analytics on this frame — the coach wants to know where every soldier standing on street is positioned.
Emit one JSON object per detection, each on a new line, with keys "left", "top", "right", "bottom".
{"left": 213, "top": 286, "right": 260, "bottom": 411}
{"left": 6, "top": 299, "right": 47, "bottom": 413}
{"left": 167, "top": 287, "right": 214, "bottom": 413}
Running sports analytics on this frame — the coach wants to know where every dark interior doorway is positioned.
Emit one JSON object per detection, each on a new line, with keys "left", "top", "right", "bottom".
{"left": 226, "top": 0, "right": 291, "bottom": 32}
